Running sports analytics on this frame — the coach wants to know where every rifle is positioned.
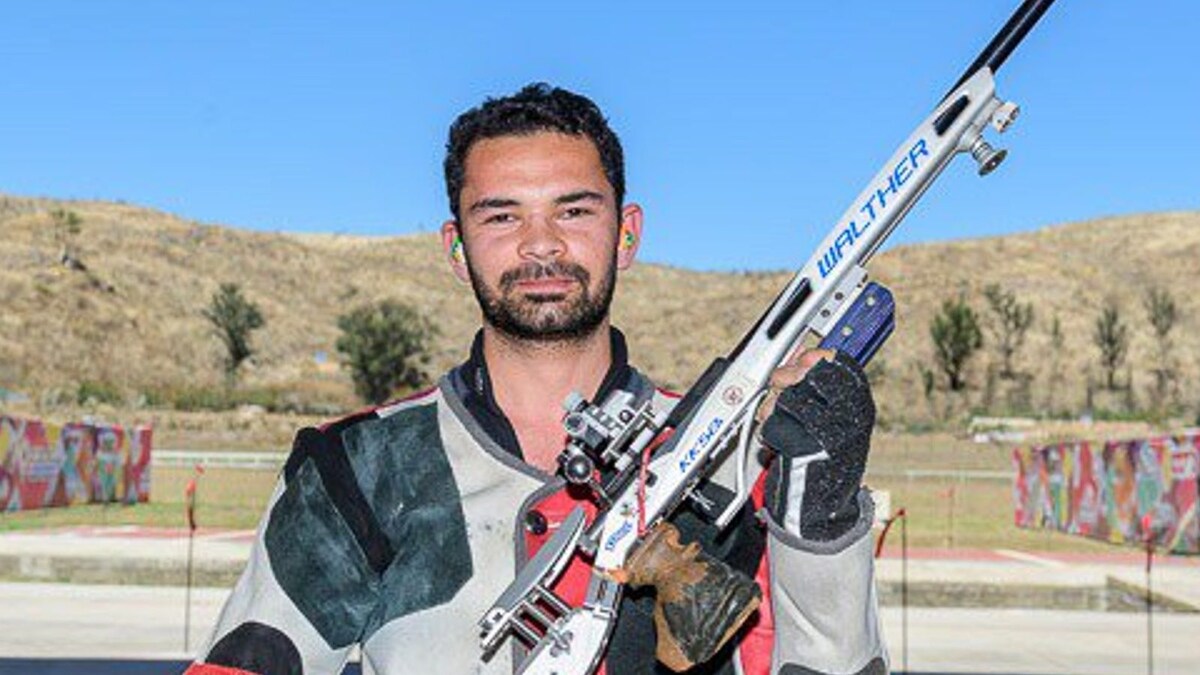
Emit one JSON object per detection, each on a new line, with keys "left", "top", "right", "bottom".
{"left": 479, "top": 1, "right": 1059, "bottom": 672}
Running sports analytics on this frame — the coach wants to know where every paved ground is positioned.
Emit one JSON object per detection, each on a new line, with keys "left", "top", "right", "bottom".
{"left": 0, "top": 526, "right": 1197, "bottom": 673}
{"left": 0, "top": 661, "right": 362, "bottom": 675}
{"left": 0, "top": 582, "right": 228, "bottom": 660}
{"left": 0, "top": 582, "right": 1197, "bottom": 674}
{"left": 880, "top": 608, "right": 1200, "bottom": 674}
{"left": 0, "top": 526, "right": 254, "bottom": 587}
{"left": 875, "top": 546, "right": 1200, "bottom": 611}
{"left": 8, "top": 526, "right": 1197, "bottom": 610}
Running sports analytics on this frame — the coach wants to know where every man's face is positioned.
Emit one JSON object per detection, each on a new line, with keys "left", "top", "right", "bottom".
{"left": 443, "top": 132, "right": 642, "bottom": 343}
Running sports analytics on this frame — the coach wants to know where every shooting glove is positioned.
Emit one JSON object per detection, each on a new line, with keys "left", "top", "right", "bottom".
{"left": 620, "top": 521, "right": 761, "bottom": 672}
{"left": 761, "top": 350, "right": 875, "bottom": 541}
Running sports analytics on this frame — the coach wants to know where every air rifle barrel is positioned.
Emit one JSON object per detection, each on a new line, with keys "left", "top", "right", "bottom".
{"left": 945, "top": 0, "right": 1057, "bottom": 100}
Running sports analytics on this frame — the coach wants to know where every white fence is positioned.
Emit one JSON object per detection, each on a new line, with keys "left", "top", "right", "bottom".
{"left": 153, "top": 449, "right": 287, "bottom": 471}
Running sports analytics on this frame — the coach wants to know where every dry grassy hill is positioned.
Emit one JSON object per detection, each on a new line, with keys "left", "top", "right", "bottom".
{"left": 2, "top": 193, "right": 1197, "bottom": 425}
{"left": 869, "top": 211, "right": 1200, "bottom": 421}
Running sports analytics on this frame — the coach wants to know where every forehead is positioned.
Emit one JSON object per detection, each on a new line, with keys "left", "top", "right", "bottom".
{"left": 461, "top": 132, "right": 612, "bottom": 201}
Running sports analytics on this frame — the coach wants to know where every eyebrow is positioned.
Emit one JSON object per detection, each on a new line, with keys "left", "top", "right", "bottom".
{"left": 467, "top": 190, "right": 606, "bottom": 214}
{"left": 468, "top": 197, "right": 520, "bottom": 213}
{"left": 555, "top": 190, "right": 605, "bottom": 206}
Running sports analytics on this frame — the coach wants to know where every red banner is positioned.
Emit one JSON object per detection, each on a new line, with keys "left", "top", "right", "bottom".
{"left": 0, "top": 415, "right": 152, "bottom": 511}
{"left": 1014, "top": 433, "right": 1199, "bottom": 553}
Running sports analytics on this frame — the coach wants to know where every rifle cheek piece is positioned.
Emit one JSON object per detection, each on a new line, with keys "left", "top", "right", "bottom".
{"left": 619, "top": 522, "right": 762, "bottom": 672}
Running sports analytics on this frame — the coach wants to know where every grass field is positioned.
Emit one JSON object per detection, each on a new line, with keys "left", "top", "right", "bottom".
{"left": 865, "top": 432, "right": 1121, "bottom": 553}
{"left": 0, "top": 429, "right": 1142, "bottom": 555}
{"left": 0, "top": 467, "right": 277, "bottom": 532}
{"left": 871, "top": 475, "right": 1119, "bottom": 554}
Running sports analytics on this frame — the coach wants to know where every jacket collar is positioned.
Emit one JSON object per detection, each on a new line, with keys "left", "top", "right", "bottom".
{"left": 449, "top": 327, "right": 635, "bottom": 461}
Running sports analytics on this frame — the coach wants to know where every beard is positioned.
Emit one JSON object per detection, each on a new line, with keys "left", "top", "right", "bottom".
{"left": 467, "top": 255, "right": 616, "bottom": 343}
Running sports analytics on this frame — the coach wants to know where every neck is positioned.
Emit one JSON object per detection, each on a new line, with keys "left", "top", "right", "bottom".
{"left": 483, "top": 323, "right": 613, "bottom": 470}
{"left": 484, "top": 323, "right": 613, "bottom": 413}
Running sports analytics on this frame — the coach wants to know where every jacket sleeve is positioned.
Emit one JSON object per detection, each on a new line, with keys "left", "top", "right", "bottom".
{"left": 188, "top": 426, "right": 388, "bottom": 675}
{"left": 764, "top": 486, "right": 888, "bottom": 675}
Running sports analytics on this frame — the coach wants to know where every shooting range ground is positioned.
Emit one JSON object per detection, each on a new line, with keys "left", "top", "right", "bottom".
{"left": 0, "top": 429, "right": 1145, "bottom": 555}
{"left": 868, "top": 431, "right": 1136, "bottom": 554}
{"left": 0, "top": 466, "right": 276, "bottom": 532}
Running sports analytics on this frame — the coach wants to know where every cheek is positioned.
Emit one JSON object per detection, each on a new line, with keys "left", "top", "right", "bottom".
{"left": 569, "top": 231, "right": 619, "bottom": 265}
{"left": 462, "top": 235, "right": 510, "bottom": 275}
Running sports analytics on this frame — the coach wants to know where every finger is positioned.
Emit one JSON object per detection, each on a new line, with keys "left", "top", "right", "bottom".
{"left": 760, "top": 349, "right": 838, "bottom": 423}
{"left": 769, "top": 345, "right": 814, "bottom": 388}
{"left": 782, "top": 343, "right": 808, "bottom": 367}
{"left": 756, "top": 387, "right": 781, "bottom": 425}
{"left": 768, "top": 362, "right": 806, "bottom": 389}
{"left": 796, "top": 348, "right": 836, "bottom": 372}
{"left": 770, "top": 348, "right": 836, "bottom": 388}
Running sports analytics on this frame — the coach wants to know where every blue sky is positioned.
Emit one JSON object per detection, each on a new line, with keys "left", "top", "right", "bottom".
{"left": 2, "top": 1, "right": 1196, "bottom": 271}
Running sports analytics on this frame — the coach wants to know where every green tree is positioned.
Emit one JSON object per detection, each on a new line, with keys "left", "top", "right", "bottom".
{"left": 1092, "top": 299, "right": 1128, "bottom": 391}
{"left": 336, "top": 300, "right": 437, "bottom": 405}
{"left": 930, "top": 294, "right": 983, "bottom": 391}
{"left": 982, "top": 283, "right": 1034, "bottom": 379}
{"left": 203, "top": 283, "right": 265, "bottom": 386}
{"left": 1143, "top": 286, "right": 1179, "bottom": 411}
{"left": 1044, "top": 314, "right": 1066, "bottom": 414}
{"left": 51, "top": 208, "right": 83, "bottom": 265}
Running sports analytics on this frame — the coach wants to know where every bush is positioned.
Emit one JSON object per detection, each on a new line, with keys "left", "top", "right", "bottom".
{"left": 337, "top": 300, "right": 437, "bottom": 405}
{"left": 165, "top": 385, "right": 236, "bottom": 412}
{"left": 1091, "top": 407, "right": 1151, "bottom": 423}
{"left": 1092, "top": 299, "right": 1129, "bottom": 391}
{"left": 76, "top": 380, "right": 123, "bottom": 406}
{"left": 930, "top": 294, "right": 983, "bottom": 391}
{"left": 203, "top": 283, "right": 265, "bottom": 385}
{"left": 143, "top": 383, "right": 348, "bottom": 415}
{"left": 982, "top": 283, "right": 1033, "bottom": 379}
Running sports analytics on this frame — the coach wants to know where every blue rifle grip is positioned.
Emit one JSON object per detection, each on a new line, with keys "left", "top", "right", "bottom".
{"left": 817, "top": 281, "right": 895, "bottom": 367}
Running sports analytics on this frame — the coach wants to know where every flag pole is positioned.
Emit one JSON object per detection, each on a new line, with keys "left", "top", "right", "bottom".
{"left": 183, "top": 463, "right": 205, "bottom": 653}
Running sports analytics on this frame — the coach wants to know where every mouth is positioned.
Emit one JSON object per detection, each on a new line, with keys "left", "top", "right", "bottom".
{"left": 513, "top": 277, "right": 578, "bottom": 295}
{"left": 496, "top": 261, "right": 590, "bottom": 302}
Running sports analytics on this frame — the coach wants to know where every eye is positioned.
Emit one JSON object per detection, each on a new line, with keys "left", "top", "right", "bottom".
{"left": 483, "top": 212, "right": 517, "bottom": 225}
{"left": 561, "top": 206, "right": 593, "bottom": 219}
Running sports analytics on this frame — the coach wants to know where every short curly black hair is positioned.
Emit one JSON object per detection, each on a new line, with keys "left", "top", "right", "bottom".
{"left": 444, "top": 83, "right": 625, "bottom": 221}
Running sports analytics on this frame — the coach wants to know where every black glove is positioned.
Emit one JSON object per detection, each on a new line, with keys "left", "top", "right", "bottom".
{"left": 761, "top": 351, "right": 875, "bottom": 541}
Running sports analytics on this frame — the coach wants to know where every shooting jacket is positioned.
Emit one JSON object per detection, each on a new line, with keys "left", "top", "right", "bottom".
{"left": 187, "top": 330, "right": 886, "bottom": 675}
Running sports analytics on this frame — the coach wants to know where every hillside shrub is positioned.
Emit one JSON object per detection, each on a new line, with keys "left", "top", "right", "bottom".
{"left": 336, "top": 300, "right": 437, "bottom": 405}
{"left": 930, "top": 294, "right": 983, "bottom": 391}
{"left": 1143, "top": 286, "right": 1179, "bottom": 413}
{"left": 1093, "top": 300, "right": 1129, "bottom": 391}
{"left": 982, "top": 283, "right": 1033, "bottom": 379}
{"left": 76, "top": 380, "right": 123, "bottom": 406}
{"left": 203, "top": 283, "right": 265, "bottom": 386}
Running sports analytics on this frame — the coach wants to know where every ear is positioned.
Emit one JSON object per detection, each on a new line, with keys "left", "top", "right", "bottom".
{"left": 616, "top": 203, "right": 644, "bottom": 271}
{"left": 441, "top": 220, "right": 470, "bottom": 284}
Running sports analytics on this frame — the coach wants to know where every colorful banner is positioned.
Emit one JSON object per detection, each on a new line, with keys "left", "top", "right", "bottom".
{"left": 0, "top": 415, "right": 152, "bottom": 511}
{"left": 1014, "top": 434, "right": 1199, "bottom": 553}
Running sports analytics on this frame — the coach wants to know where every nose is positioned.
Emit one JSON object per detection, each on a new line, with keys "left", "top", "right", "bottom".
{"left": 516, "top": 214, "right": 566, "bottom": 261}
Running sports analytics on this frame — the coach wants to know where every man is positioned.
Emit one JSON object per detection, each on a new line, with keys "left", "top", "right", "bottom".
{"left": 188, "top": 84, "right": 886, "bottom": 675}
